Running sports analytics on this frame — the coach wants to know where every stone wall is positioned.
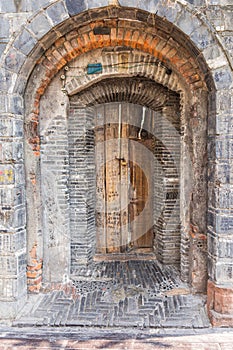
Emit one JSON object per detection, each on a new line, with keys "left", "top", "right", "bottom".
{"left": 0, "top": 0, "right": 232, "bottom": 326}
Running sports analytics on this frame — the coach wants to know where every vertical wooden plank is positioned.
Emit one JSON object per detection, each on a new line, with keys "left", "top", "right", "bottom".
{"left": 146, "top": 109, "right": 154, "bottom": 249}
{"left": 129, "top": 105, "right": 154, "bottom": 252}
{"left": 139, "top": 108, "right": 154, "bottom": 250}
{"left": 129, "top": 105, "right": 142, "bottom": 250}
{"left": 120, "top": 103, "right": 129, "bottom": 252}
{"left": 105, "top": 103, "right": 121, "bottom": 253}
{"left": 95, "top": 105, "right": 107, "bottom": 253}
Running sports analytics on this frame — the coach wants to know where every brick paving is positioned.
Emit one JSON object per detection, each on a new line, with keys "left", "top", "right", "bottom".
{"left": 14, "top": 260, "right": 210, "bottom": 329}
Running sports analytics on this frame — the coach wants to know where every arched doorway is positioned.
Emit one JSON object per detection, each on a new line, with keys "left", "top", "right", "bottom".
{"left": 24, "top": 11, "right": 209, "bottom": 294}
{"left": 67, "top": 73, "right": 181, "bottom": 274}
{"left": 7, "top": 3, "right": 230, "bottom": 325}
{"left": 32, "top": 30, "right": 206, "bottom": 291}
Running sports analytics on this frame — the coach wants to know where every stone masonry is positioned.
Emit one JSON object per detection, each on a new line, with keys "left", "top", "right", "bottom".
{"left": 0, "top": 0, "right": 232, "bottom": 328}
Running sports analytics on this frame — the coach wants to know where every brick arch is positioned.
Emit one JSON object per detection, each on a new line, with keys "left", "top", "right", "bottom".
{"left": 2, "top": 0, "right": 231, "bottom": 96}
{"left": 24, "top": 8, "right": 209, "bottom": 292}
{"left": 69, "top": 76, "right": 179, "bottom": 111}
{"left": 23, "top": 11, "right": 213, "bottom": 158}
{"left": 26, "top": 12, "right": 212, "bottom": 116}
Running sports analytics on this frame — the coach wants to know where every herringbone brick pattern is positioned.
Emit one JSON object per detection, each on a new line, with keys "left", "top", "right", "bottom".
{"left": 14, "top": 261, "right": 210, "bottom": 328}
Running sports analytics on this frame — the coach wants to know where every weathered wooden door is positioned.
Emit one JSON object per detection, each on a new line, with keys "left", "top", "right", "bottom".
{"left": 95, "top": 103, "right": 154, "bottom": 255}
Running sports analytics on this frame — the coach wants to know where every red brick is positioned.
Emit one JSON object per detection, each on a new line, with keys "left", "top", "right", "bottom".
{"left": 123, "top": 29, "right": 132, "bottom": 46}
{"left": 131, "top": 30, "right": 140, "bottom": 49}
{"left": 65, "top": 29, "right": 79, "bottom": 41}
{"left": 110, "top": 27, "right": 117, "bottom": 46}
{"left": 207, "top": 280, "right": 233, "bottom": 327}
{"left": 143, "top": 34, "right": 153, "bottom": 53}
{"left": 82, "top": 33, "right": 93, "bottom": 51}
{"left": 27, "top": 271, "right": 38, "bottom": 279}
{"left": 136, "top": 32, "right": 147, "bottom": 50}
{"left": 54, "top": 37, "right": 65, "bottom": 48}
{"left": 117, "top": 27, "right": 124, "bottom": 46}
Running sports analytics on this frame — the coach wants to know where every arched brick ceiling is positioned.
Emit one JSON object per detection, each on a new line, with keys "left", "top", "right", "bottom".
{"left": 70, "top": 77, "right": 179, "bottom": 108}
{"left": 26, "top": 8, "right": 209, "bottom": 155}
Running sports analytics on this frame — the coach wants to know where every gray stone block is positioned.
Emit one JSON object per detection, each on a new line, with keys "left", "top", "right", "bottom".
{"left": 215, "top": 262, "right": 233, "bottom": 284}
{"left": 0, "top": 43, "right": 7, "bottom": 58}
{"left": 4, "top": 48, "right": 25, "bottom": 73}
{"left": 216, "top": 114, "right": 232, "bottom": 135}
{"left": 0, "top": 117, "right": 14, "bottom": 137}
{"left": 0, "top": 15, "right": 10, "bottom": 38}
{"left": 20, "top": 0, "right": 52, "bottom": 12}
{"left": 186, "top": 0, "right": 205, "bottom": 5}
{"left": 216, "top": 90, "right": 233, "bottom": 113}
{"left": 0, "top": 69, "right": 15, "bottom": 92}
{"left": 156, "top": 0, "right": 182, "bottom": 24}
{"left": 0, "top": 234, "right": 14, "bottom": 254}
{"left": 9, "top": 95, "right": 24, "bottom": 115}
{"left": 13, "top": 29, "right": 37, "bottom": 56}
{"left": 208, "top": 233, "right": 217, "bottom": 257}
{"left": 216, "top": 213, "right": 233, "bottom": 234}
{"left": 14, "top": 164, "right": 25, "bottom": 185}
{"left": 0, "top": 256, "right": 17, "bottom": 275}
{"left": 11, "top": 13, "right": 31, "bottom": 34}
{"left": 190, "top": 26, "right": 215, "bottom": 51}
{"left": 0, "top": 187, "right": 14, "bottom": 208}
{"left": 176, "top": 11, "right": 201, "bottom": 36}
{"left": 14, "top": 119, "right": 24, "bottom": 138}
{"left": 207, "top": 255, "right": 215, "bottom": 282}
{"left": 203, "top": 44, "right": 228, "bottom": 70}
{"left": 217, "top": 162, "right": 230, "bottom": 184}
{"left": 223, "top": 34, "right": 233, "bottom": 52}
{"left": 215, "top": 139, "right": 229, "bottom": 159}
{"left": 46, "top": 1, "right": 69, "bottom": 26}
{"left": 217, "top": 186, "right": 231, "bottom": 209}
{"left": 87, "top": 0, "right": 108, "bottom": 9}
{"left": 0, "top": 141, "right": 23, "bottom": 163}
{"left": 14, "top": 186, "right": 25, "bottom": 207}
{"left": 218, "top": 239, "right": 233, "bottom": 259}
{"left": 205, "top": 6, "right": 224, "bottom": 30}
{"left": 65, "top": 0, "right": 87, "bottom": 16}
{"left": 119, "top": 0, "right": 139, "bottom": 7}
{"left": 13, "top": 207, "right": 26, "bottom": 229}
{"left": 137, "top": 0, "right": 159, "bottom": 13}
{"left": 223, "top": 8, "right": 233, "bottom": 31}
{"left": 0, "top": 0, "right": 16, "bottom": 13}
{"left": 203, "top": 44, "right": 221, "bottom": 62}
{"left": 213, "top": 67, "right": 233, "bottom": 90}
{"left": 207, "top": 210, "right": 214, "bottom": 228}
{"left": 28, "top": 13, "right": 52, "bottom": 40}
{"left": 17, "top": 253, "right": 26, "bottom": 273}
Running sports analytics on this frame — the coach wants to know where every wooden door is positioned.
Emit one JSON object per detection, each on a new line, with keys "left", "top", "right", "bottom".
{"left": 95, "top": 103, "right": 154, "bottom": 255}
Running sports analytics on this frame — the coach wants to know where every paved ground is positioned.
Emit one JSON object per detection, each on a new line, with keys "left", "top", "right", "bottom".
{"left": 0, "top": 326, "right": 233, "bottom": 349}
{"left": 13, "top": 260, "right": 210, "bottom": 328}
{"left": 1, "top": 260, "right": 225, "bottom": 349}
